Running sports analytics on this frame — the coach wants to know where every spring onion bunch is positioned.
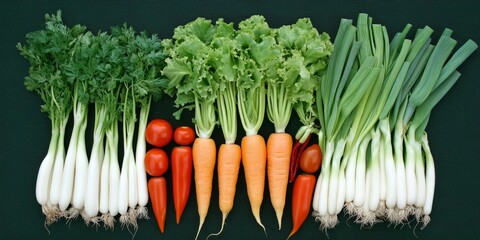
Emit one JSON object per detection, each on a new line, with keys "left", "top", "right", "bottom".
{"left": 312, "top": 13, "right": 477, "bottom": 230}
{"left": 18, "top": 11, "right": 167, "bottom": 230}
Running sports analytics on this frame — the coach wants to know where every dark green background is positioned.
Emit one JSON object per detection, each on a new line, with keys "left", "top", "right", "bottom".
{"left": 1, "top": 0, "right": 479, "bottom": 239}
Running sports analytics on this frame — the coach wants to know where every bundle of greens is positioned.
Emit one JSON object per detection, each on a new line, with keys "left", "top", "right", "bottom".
{"left": 18, "top": 11, "right": 167, "bottom": 230}
{"left": 17, "top": 11, "right": 83, "bottom": 224}
{"left": 113, "top": 24, "right": 166, "bottom": 228}
{"left": 233, "top": 15, "right": 273, "bottom": 233}
{"left": 162, "top": 18, "right": 220, "bottom": 239}
{"left": 275, "top": 18, "right": 333, "bottom": 183}
{"left": 311, "top": 13, "right": 477, "bottom": 230}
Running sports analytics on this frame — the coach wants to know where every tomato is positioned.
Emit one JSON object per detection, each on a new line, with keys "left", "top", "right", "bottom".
{"left": 299, "top": 144, "right": 322, "bottom": 173}
{"left": 173, "top": 126, "right": 195, "bottom": 146}
{"left": 144, "top": 148, "right": 169, "bottom": 177}
{"left": 146, "top": 119, "right": 173, "bottom": 147}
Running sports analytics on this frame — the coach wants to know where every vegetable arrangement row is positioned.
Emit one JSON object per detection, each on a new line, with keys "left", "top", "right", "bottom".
{"left": 18, "top": 10, "right": 477, "bottom": 239}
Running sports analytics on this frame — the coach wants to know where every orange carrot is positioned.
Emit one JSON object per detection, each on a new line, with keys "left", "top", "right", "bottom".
{"left": 241, "top": 135, "right": 267, "bottom": 233}
{"left": 208, "top": 143, "right": 242, "bottom": 238}
{"left": 192, "top": 138, "right": 216, "bottom": 240}
{"left": 267, "top": 132, "right": 293, "bottom": 230}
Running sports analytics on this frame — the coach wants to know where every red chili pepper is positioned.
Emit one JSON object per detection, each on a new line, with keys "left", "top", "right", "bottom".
{"left": 289, "top": 174, "right": 316, "bottom": 238}
{"left": 171, "top": 146, "right": 193, "bottom": 224}
{"left": 289, "top": 135, "right": 311, "bottom": 183}
{"left": 148, "top": 177, "right": 167, "bottom": 233}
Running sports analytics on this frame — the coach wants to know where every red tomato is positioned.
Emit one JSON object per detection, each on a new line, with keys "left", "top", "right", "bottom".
{"left": 146, "top": 119, "right": 173, "bottom": 147}
{"left": 144, "top": 148, "right": 169, "bottom": 177}
{"left": 173, "top": 126, "right": 195, "bottom": 145}
{"left": 299, "top": 144, "right": 322, "bottom": 173}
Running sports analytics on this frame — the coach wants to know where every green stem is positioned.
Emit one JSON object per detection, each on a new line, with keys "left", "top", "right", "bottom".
{"left": 217, "top": 82, "right": 237, "bottom": 144}
{"left": 267, "top": 83, "right": 292, "bottom": 133}
{"left": 195, "top": 97, "right": 216, "bottom": 139}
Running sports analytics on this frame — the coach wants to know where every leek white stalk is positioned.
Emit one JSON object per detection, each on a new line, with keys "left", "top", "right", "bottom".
{"left": 84, "top": 105, "right": 107, "bottom": 218}
{"left": 354, "top": 136, "right": 370, "bottom": 207}
{"left": 36, "top": 124, "right": 60, "bottom": 207}
{"left": 48, "top": 117, "right": 68, "bottom": 206}
{"left": 72, "top": 112, "right": 89, "bottom": 211}
{"left": 335, "top": 165, "right": 346, "bottom": 214}
{"left": 414, "top": 137, "right": 426, "bottom": 210}
{"left": 380, "top": 119, "right": 396, "bottom": 209}
{"left": 108, "top": 124, "right": 120, "bottom": 217}
{"left": 393, "top": 119, "right": 407, "bottom": 211}
{"left": 135, "top": 104, "right": 150, "bottom": 219}
{"left": 369, "top": 129, "right": 381, "bottom": 212}
{"left": 317, "top": 141, "right": 334, "bottom": 217}
{"left": 118, "top": 140, "right": 130, "bottom": 224}
{"left": 128, "top": 153, "right": 138, "bottom": 209}
{"left": 379, "top": 132, "right": 386, "bottom": 203}
{"left": 328, "top": 139, "right": 346, "bottom": 215}
{"left": 99, "top": 142, "right": 110, "bottom": 214}
{"left": 345, "top": 142, "right": 359, "bottom": 203}
{"left": 421, "top": 133, "right": 435, "bottom": 228}
{"left": 119, "top": 89, "right": 136, "bottom": 226}
{"left": 59, "top": 103, "right": 86, "bottom": 212}
{"left": 404, "top": 127, "right": 417, "bottom": 206}
{"left": 100, "top": 141, "right": 113, "bottom": 229}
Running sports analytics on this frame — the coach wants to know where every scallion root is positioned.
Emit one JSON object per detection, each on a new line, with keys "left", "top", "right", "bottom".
{"left": 136, "top": 206, "right": 149, "bottom": 219}
{"left": 376, "top": 201, "right": 386, "bottom": 218}
{"left": 101, "top": 213, "right": 115, "bottom": 230}
{"left": 344, "top": 202, "right": 356, "bottom": 217}
{"left": 421, "top": 215, "right": 431, "bottom": 230}
{"left": 80, "top": 210, "right": 100, "bottom": 227}
{"left": 317, "top": 214, "right": 339, "bottom": 230}
{"left": 386, "top": 208, "right": 397, "bottom": 223}
{"left": 64, "top": 207, "right": 80, "bottom": 223}
{"left": 414, "top": 207, "right": 423, "bottom": 222}
{"left": 357, "top": 211, "right": 380, "bottom": 228}
{"left": 119, "top": 213, "right": 132, "bottom": 230}
{"left": 128, "top": 207, "right": 139, "bottom": 231}
{"left": 405, "top": 205, "right": 415, "bottom": 218}
{"left": 43, "top": 205, "right": 62, "bottom": 225}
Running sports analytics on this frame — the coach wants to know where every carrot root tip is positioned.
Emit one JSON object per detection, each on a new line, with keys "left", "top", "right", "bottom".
{"left": 195, "top": 216, "right": 206, "bottom": 240}
{"left": 275, "top": 211, "right": 283, "bottom": 230}
{"left": 206, "top": 213, "right": 227, "bottom": 240}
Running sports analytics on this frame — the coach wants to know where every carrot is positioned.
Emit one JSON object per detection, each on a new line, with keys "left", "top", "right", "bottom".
{"left": 208, "top": 143, "right": 241, "bottom": 238}
{"left": 241, "top": 134, "right": 267, "bottom": 233}
{"left": 192, "top": 137, "right": 217, "bottom": 240}
{"left": 267, "top": 132, "right": 293, "bottom": 230}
